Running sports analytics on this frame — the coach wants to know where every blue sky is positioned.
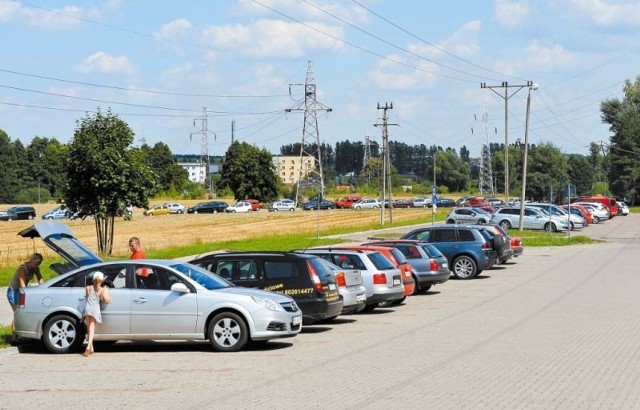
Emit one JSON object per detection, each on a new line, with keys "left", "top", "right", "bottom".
{"left": 1, "top": 0, "right": 639, "bottom": 158}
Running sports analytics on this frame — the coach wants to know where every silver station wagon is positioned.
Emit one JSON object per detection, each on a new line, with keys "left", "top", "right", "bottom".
{"left": 14, "top": 222, "right": 302, "bottom": 354}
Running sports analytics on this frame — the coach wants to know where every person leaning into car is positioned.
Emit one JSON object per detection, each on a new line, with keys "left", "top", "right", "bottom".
{"left": 6, "top": 253, "right": 44, "bottom": 334}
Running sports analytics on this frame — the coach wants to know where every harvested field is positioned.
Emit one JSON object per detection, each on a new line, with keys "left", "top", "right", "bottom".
{"left": 0, "top": 200, "right": 435, "bottom": 266}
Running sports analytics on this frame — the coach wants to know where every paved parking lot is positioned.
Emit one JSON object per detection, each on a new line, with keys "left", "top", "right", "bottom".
{"left": 1, "top": 215, "right": 639, "bottom": 409}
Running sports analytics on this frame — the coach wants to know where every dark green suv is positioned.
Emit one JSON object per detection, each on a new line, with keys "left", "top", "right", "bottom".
{"left": 401, "top": 225, "right": 499, "bottom": 279}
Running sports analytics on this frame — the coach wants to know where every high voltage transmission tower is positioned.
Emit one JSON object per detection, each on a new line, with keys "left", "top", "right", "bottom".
{"left": 363, "top": 135, "right": 372, "bottom": 168}
{"left": 285, "top": 61, "right": 332, "bottom": 207}
{"left": 190, "top": 107, "right": 215, "bottom": 187}
{"left": 473, "top": 102, "right": 496, "bottom": 195}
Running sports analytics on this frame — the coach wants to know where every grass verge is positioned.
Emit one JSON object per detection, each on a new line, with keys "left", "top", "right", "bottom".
{"left": 0, "top": 325, "right": 11, "bottom": 350}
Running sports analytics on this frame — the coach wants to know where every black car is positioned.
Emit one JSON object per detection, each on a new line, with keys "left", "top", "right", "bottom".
{"left": 186, "top": 201, "right": 229, "bottom": 214}
{"left": 0, "top": 206, "right": 36, "bottom": 221}
{"left": 435, "top": 198, "right": 456, "bottom": 207}
{"left": 302, "top": 199, "right": 337, "bottom": 210}
{"left": 189, "top": 251, "right": 343, "bottom": 325}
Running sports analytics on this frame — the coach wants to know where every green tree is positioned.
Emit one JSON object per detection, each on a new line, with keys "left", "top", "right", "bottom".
{"left": 0, "top": 130, "right": 20, "bottom": 203}
{"left": 567, "top": 154, "right": 594, "bottom": 197}
{"left": 524, "top": 142, "right": 569, "bottom": 202}
{"left": 601, "top": 76, "right": 640, "bottom": 202}
{"left": 221, "top": 141, "right": 278, "bottom": 201}
{"left": 141, "top": 142, "right": 189, "bottom": 194}
{"left": 26, "top": 137, "right": 68, "bottom": 201}
{"left": 64, "top": 109, "right": 158, "bottom": 255}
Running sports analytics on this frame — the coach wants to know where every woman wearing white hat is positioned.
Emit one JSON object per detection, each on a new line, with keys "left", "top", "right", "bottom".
{"left": 83, "top": 271, "right": 111, "bottom": 357}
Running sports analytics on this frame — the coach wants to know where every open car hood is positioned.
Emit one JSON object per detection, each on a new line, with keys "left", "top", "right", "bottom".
{"left": 18, "top": 222, "right": 102, "bottom": 274}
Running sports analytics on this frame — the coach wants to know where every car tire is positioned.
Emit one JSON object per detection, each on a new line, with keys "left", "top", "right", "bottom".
{"left": 544, "top": 222, "right": 557, "bottom": 232}
{"left": 412, "top": 278, "right": 430, "bottom": 294}
{"left": 42, "top": 314, "right": 85, "bottom": 354}
{"left": 478, "top": 219, "right": 487, "bottom": 224}
{"left": 362, "top": 303, "right": 379, "bottom": 312}
{"left": 592, "top": 216, "right": 599, "bottom": 224}
{"left": 499, "top": 220, "right": 511, "bottom": 230}
{"left": 289, "top": 208, "right": 294, "bottom": 212}
{"left": 194, "top": 211, "right": 199, "bottom": 214}
{"left": 452, "top": 255, "right": 477, "bottom": 279}
{"left": 273, "top": 208, "right": 278, "bottom": 212}
{"left": 446, "top": 219, "right": 455, "bottom": 224}
{"left": 208, "top": 311, "right": 249, "bottom": 352}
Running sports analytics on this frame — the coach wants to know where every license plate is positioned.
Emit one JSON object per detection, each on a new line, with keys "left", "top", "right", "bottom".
{"left": 356, "top": 294, "right": 366, "bottom": 302}
{"left": 393, "top": 278, "right": 401, "bottom": 286}
{"left": 328, "top": 284, "right": 337, "bottom": 291}
{"left": 442, "top": 263, "right": 448, "bottom": 269}
{"left": 292, "top": 315, "right": 301, "bottom": 326}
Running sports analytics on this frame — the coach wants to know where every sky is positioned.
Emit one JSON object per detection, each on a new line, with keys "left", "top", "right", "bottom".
{"left": 1, "top": 0, "right": 639, "bottom": 159}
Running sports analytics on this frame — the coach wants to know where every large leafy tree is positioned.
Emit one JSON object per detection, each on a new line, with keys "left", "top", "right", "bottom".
{"left": 0, "top": 130, "right": 20, "bottom": 203}
{"left": 141, "top": 142, "right": 189, "bottom": 193}
{"left": 221, "top": 141, "right": 278, "bottom": 201}
{"left": 64, "top": 109, "right": 158, "bottom": 255}
{"left": 524, "top": 142, "right": 569, "bottom": 201}
{"left": 601, "top": 76, "right": 640, "bottom": 203}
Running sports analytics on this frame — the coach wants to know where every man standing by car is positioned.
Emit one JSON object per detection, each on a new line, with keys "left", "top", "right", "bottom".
{"left": 7, "top": 253, "right": 43, "bottom": 336}
{"left": 129, "top": 237, "right": 148, "bottom": 278}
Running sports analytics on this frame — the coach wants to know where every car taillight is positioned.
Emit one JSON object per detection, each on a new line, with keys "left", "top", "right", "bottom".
{"left": 430, "top": 259, "right": 439, "bottom": 271}
{"left": 18, "top": 288, "right": 25, "bottom": 307}
{"left": 403, "top": 266, "right": 412, "bottom": 278}
{"left": 334, "top": 271, "right": 347, "bottom": 287}
{"left": 306, "top": 261, "right": 324, "bottom": 293}
{"left": 372, "top": 273, "right": 387, "bottom": 285}
{"left": 482, "top": 242, "right": 492, "bottom": 250}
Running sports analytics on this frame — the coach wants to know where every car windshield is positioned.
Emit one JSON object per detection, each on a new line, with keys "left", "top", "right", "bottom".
{"left": 419, "top": 243, "right": 444, "bottom": 258}
{"left": 170, "top": 262, "right": 233, "bottom": 290}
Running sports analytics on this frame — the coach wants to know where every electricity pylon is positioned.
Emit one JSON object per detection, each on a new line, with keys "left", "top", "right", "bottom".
{"left": 285, "top": 61, "right": 332, "bottom": 207}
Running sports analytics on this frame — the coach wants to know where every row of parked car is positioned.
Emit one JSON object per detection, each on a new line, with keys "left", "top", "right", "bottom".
{"left": 13, "top": 219, "right": 523, "bottom": 354}
{"left": 443, "top": 198, "right": 627, "bottom": 233}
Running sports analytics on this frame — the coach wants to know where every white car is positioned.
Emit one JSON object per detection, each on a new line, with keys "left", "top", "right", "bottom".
{"left": 268, "top": 201, "right": 295, "bottom": 212}
{"left": 617, "top": 202, "right": 630, "bottom": 216}
{"left": 163, "top": 202, "right": 186, "bottom": 214}
{"left": 225, "top": 201, "right": 252, "bottom": 213}
{"left": 350, "top": 199, "right": 381, "bottom": 209}
{"left": 572, "top": 202, "right": 610, "bottom": 223}
{"left": 412, "top": 197, "right": 430, "bottom": 208}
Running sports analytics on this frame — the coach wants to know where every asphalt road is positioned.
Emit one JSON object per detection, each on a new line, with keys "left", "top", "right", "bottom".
{"left": 1, "top": 215, "right": 639, "bottom": 409}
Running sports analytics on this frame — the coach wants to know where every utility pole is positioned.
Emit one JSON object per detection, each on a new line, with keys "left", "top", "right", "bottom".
{"left": 481, "top": 80, "right": 533, "bottom": 204}
{"left": 285, "top": 61, "right": 332, "bottom": 221}
{"left": 374, "top": 102, "right": 397, "bottom": 225}
{"left": 518, "top": 83, "right": 538, "bottom": 230}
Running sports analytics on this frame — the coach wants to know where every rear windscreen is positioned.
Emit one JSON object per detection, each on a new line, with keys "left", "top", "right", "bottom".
{"left": 367, "top": 252, "right": 395, "bottom": 270}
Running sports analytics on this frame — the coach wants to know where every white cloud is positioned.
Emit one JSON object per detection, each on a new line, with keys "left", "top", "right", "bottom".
{"left": 526, "top": 41, "right": 574, "bottom": 68}
{"left": 369, "top": 54, "right": 436, "bottom": 91}
{"left": 559, "top": 0, "right": 640, "bottom": 26}
{"left": 77, "top": 52, "right": 137, "bottom": 75}
{"left": 0, "top": 0, "right": 121, "bottom": 31}
{"left": 494, "top": 0, "right": 532, "bottom": 29}
{"left": 202, "top": 19, "right": 344, "bottom": 58}
{"left": 233, "top": 0, "right": 371, "bottom": 25}
{"left": 156, "top": 18, "right": 194, "bottom": 41}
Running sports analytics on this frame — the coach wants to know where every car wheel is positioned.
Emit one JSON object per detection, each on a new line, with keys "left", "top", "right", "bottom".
{"left": 544, "top": 222, "right": 557, "bottom": 232}
{"left": 355, "top": 206, "right": 361, "bottom": 209}
{"left": 478, "top": 219, "right": 487, "bottom": 224}
{"left": 289, "top": 208, "right": 294, "bottom": 212}
{"left": 452, "top": 255, "right": 477, "bottom": 279}
{"left": 592, "top": 216, "right": 599, "bottom": 224}
{"left": 42, "top": 314, "right": 85, "bottom": 354}
{"left": 208, "top": 311, "right": 248, "bottom": 352}
{"left": 28, "top": 215, "right": 33, "bottom": 220}
{"left": 194, "top": 211, "right": 199, "bottom": 214}
{"left": 499, "top": 220, "right": 511, "bottom": 230}
{"left": 273, "top": 208, "right": 278, "bottom": 212}
{"left": 446, "top": 219, "right": 455, "bottom": 224}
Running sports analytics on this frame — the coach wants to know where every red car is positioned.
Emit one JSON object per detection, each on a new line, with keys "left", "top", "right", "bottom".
{"left": 246, "top": 199, "right": 261, "bottom": 211}
{"left": 511, "top": 236, "right": 524, "bottom": 258}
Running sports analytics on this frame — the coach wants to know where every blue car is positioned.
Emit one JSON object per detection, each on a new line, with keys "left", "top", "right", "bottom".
{"left": 42, "top": 206, "right": 69, "bottom": 220}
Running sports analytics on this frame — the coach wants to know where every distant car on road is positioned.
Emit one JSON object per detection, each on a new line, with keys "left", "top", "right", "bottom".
{"left": 163, "top": 202, "right": 186, "bottom": 214}
{"left": 187, "top": 201, "right": 229, "bottom": 214}
{"left": 302, "top": 199, "right": 337, "bottom": 210}
{"left": 143, "top": 204, "right": 170, "bottom": 216}
{"left": 42, "top": 206, "right": 69, "bottom": 220}
{"left": 445, "top": 207, "right": 491, "bottom": 224}
{"left": 268, "top": 200, "right": 296, "bottom": 212}
{"left": 225, "top": 201, "right": 253, "bottom": 213}
{"left": 350, "top": 198, "right": 381, "bottom": 209}
{"left": 0, "top": 205, "right": 36, "bottom": 221}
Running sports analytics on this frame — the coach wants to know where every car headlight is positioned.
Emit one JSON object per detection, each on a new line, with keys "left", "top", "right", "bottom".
{"left": 252, "top": 296, "right": 285, "bottom": 312}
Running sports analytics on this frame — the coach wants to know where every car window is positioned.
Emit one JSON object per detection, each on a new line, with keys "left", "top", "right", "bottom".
{"left": 307, "top": 257, "right": 335, "bottom": 280}
{"left": 419, "top": 244, "right": 444, "bottom": 258}
{"left": 397, "top": 245, "right": 421, "bottom": 259}
{"left": 388, "top": 248, "right": 408, "bottom": 264}
{"left": 171, "top": 262, "right": 231, "bottom": 289}
{"left": 408, "top": 230, "right": 430, "bottom": 242}
{"left": 458, "top": 229, "right": 475, "bottom": 242}
{"left": 52, "top": 264, "right": 129, "bottom": 289}
{"left": 367, "top": 252, "right": 395, "bottom": 270}
{"left": 264, "top": 261, "right": 299, "bottom": 279}
{"left": 432, "top": 229, "right": 457, "bottom": 242}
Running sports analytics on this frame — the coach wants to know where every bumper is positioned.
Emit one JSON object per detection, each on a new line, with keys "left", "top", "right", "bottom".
{"left": 414, "top": 271, "right": 450, "bottom": 287}
{"left": 340, "top": 286, "right": 367, "bottom": 314}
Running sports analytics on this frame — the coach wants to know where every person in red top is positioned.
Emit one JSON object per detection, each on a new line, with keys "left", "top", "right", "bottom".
{"left": 129, "top": 237, "right": 148, "bottom": 277}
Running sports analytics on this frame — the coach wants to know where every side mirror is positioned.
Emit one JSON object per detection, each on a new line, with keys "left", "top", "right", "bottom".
{"left": 171, "top": 283, "right": 190, "bottom": 294}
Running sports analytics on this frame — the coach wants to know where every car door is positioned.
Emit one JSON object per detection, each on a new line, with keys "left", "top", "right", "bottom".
{"left": 523, "top": 208, "right": 542, "bottom": 229}
{"left": 129, "top": 263, "right": 199, "bottom": 335}
{"left": 430, "top": 228, "right": 458, "bottom": 263}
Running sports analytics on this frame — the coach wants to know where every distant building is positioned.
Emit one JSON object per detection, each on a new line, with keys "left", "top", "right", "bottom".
{"left": 275, "top": 155, "right": 316, "bottom": 185}
{"left": 178, "top": 162, "right": 207, "bottom": 184}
